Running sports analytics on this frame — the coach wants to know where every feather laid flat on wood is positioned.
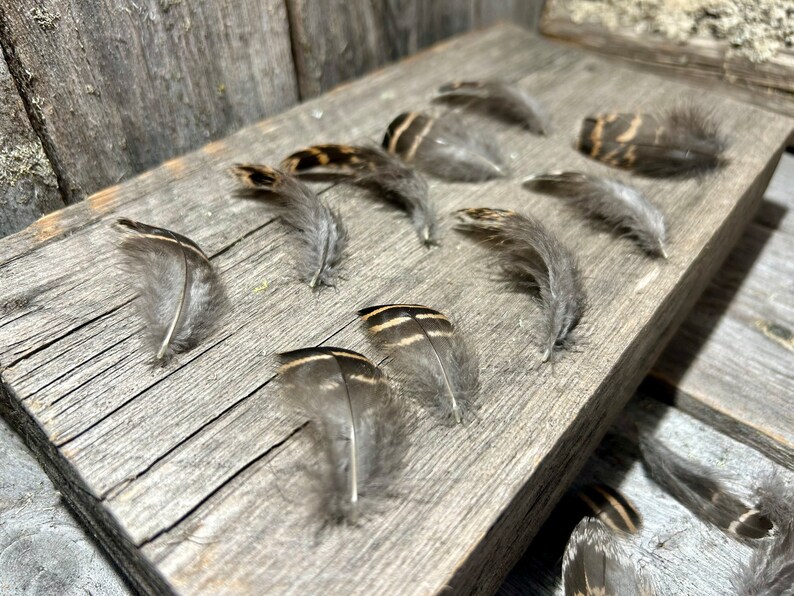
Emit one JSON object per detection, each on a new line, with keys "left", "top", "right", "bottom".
{"left": 639, "top": 434, "right": 773, "bottom": 540}
{"left": 563, "top": 518, "right": 654, "bottom": 596}
{"left": 454, "top": 208, "right": 585, "bottom": 362}
{"left": 358, "top": 304, "right": 479, "bottom": 425}
{"left": 435, "top": 80, "right": 550, "bottom": 135}
{"left": 383, "top": 112, "right": 508, "bottom": 182}
{"left": 576, "top": 484, "right": 642, "bottom": 535}
{"left": 524, "top": 172, "right": 668, "bottom": 258}
{"left": 114, "top": 218, "right": 226, "bottom": 361}
{"left": 578, "top": 106, "right": 726, "bottom": 178}
{"left": 280, "top": 144, "right": 438, "bottom": 245}
{"left": 232, "top": 164, "right": 347, "bottom": 289}
{"left": 278, "top": 347, "right": 407, "bottom": 525}
{"left": 733, "top": 475, "right": 794, "bottom": 595}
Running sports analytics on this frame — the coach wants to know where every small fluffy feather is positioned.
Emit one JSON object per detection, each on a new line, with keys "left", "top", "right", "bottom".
{"left": 115, "top": 218, "right": 226, "bottom": 361}
{"left": 578, "top": 105, "right": 726, "bottom": 178}
{"left": 639, "top": 434, "right": 773, "bottom": 540}
{"left": 733, "top": 475, "right": 794, "bottom": 595}
{"left": 232, "top": 164, "right": 347, "bottom": 288}
{"left": 454, "top": 208, "right": 585, "bottom": 362}
{"left": 383, "top": 112, "right": 507, "bottom": 182}
{"left": 435, "top": 80, "right": 550, "bottom": 135}
{"left": 358, "top": 304, "right": 480, "bottom": 425}
{"left": 562, "top": 518, "right": 654, "bottom": 596}
{"left": 278, "top": 347, "right": 407, "bottom": 525}
{"left": 524, "top": 172, "right": 668, "bottom": 258}
{"left": 280, "top": 144, "right": 438, "bottom": 245}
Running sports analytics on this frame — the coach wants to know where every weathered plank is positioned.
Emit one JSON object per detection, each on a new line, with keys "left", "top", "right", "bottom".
{"left": 0, "top": 25, "right": 790, "bottom": 595}
{"left": 285, "top": 0, "right": 542, "bottom": 98}
{"left": 540, "top": 5, "right": 794, "bottom": 118}
{"left": 649, "top": 152, "right": 794, "bottom": 469}
{"left": 0, "top": 54, "right": 63, "bottom": 236}
{"left": 501, "top": 394, "right": 794, "bottom": 595}
{"left": 0, "top": 416, "right": 129, "bottom": 595}
{"left": 0, "top": 0, "right": 298, "bottom": 203}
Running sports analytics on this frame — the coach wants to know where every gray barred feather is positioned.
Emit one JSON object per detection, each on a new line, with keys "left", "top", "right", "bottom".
{"left": 358, "top": 304, "right": 480, "bottom": 425}
{"left": 232, "top": 164, "right": 347, "bottom": 288}
{"left": 454, "top": 208, "right": 585, "bottom": 362}
{"left": 115, "top": 218, "right": 226, "bottom": 361}
{"left": 435, "top": 80, "right": 550, "bottom": 135}
{"left": 563, "top": 518, "right": 654, "bottom": 596}
{"left": 278, "top": 347, "right": 407, "bottom": 525}
{"left": 524, "top": 172, "right": 668, "bottom": 258}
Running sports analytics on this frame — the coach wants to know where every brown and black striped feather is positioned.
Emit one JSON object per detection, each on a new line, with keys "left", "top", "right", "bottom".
{"left": 576, "top": 484, "right": 642, "bottom": 535}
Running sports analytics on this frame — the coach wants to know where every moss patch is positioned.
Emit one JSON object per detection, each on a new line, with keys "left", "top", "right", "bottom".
{"left": 0, "top": 142, "right": 58, "bottom": 189}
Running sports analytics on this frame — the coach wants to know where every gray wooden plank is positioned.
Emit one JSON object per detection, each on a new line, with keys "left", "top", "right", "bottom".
{"left": 0, "top": 25, "right": 791, "bottom": 595}
{"left": 0, "top": 54, "right": 63, "bottom": 236}
{"left": 0, "top": 0, "right": 298, "bottom": 203}
{"left": 650, "top": 153, "right": 794, "bottom": 469}
{"left": 0, "top": 416, "right": 129, "bottom": 595}
{"left": 501, "top": 394, "right": 794, "bottom": 595}
{"left": 285, "top": 0, "right": 542, "bottom": 98}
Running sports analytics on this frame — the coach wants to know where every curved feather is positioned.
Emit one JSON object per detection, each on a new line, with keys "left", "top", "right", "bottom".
{"left": 278, "top": 347, "right": 407, "bottom": 525}
{"left": 524, "top": 171, "right": 668, "bottom": 258}
{"left": 435, "top": 80, "right": 550, "bottom": 135}
{"left": 639, "top": 434, "right": 773, "bottom": 540}
{"left": 280, "top": 144, "right": 438, "bottom": 245}
{"left": 232, "top": 164, "right": 347, "bottom": 288}
{"left": 383, "top": 112, "right": 507, "bottom": 182}
{"left": 454, "top": 208, "right": 585, "bottom": 362}
{"left": 563, "top": 518, "right": 654, "bottom": 596}
{"left": 576, "top": 484, "right": 643, "bottom": 535}
{"left": 578, "top": 105, "right": 726, "bottom": 178}
{"left": 358, "top": 304, "right": 480, "bottom": 425}
{"left": 115, "top": 218, "right": 226, "bottom": 361}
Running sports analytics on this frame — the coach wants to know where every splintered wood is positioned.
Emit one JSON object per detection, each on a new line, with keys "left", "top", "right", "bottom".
{"left": 0, "top": 25, "right": 791, "bottom": 595}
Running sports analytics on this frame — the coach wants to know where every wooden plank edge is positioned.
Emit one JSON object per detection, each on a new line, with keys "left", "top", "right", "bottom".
{"left": 0, "top": 378, "right": 171, "bottom": 595}
{"left": 444, "top": 143, "right": 788, "bottom": 594}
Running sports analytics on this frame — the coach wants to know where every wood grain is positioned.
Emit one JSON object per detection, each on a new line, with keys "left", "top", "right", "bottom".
{"left": 540, "top": 8, "right": 794, "bottom": 118}
{"left": 501, "top": 394, "right": 794, "bottom": 595}
{"left": 285, "top": 0, "right": 542, "bottom": 98}
{"left": 0, "top": 55, "right": 63, "bottom": 236}
{"left": 0, "top": 25, "right": 791, "bottom": 595}
{"left": 0, "top": 0, "right": 298, "bottom": 203}
{"left": 650, "top": 153, "right": 794, "bottom": 469}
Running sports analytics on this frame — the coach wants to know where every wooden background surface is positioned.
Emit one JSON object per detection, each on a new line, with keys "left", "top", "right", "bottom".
{"left": 0, "top": 0, "right": 542, "bottom": 236}
{"left": 0, "top": 24, "right": 791, "bottom": 595}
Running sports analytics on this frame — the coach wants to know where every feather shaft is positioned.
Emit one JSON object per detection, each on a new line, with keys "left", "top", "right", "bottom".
{"left": 232, "top": 164, "right": 347, "bottom": 288}
{"left": 358, "top": 304, "right": 479, "bottom": 425}
{"left": 454, "top": 208, "right": 585, "bottom": 362}
{"left": 524, "top": 171, "right": 668, "bottom": 258}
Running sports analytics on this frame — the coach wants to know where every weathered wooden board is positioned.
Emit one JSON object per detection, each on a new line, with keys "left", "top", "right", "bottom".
{"left": 0, "top": 25, "right": 791, "bottom": 595}
{"left": 285, "top": 0, "right": 542, "bottom": 98}
{"left": 649, "top": 152, "right": 794, "bottom": 470}
{"left": 540, "top": 7, "right": 794, "bottom": 118}
{"left": 0, "top": 0, "right": 298, "bottom": 203}
{"left": 0, "top": 55, "right": 63, "bottom": 236}
{"left": 501, "top": 394, "right": 794, "bottom": 595}
{"left": 0, "top": 416, "right": 129, "bottom": 595}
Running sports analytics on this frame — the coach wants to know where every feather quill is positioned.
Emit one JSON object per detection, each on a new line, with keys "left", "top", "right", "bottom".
{"left": 578, "top": 105, "right": 726, "bottom": 177}
{"left": 524, "top": 171, "right": 668, "bottom": 258}
{"left": 114, "top": 218, "right": 226, "bottom": 361}
{"left": 278, "top": 347, "right": 407, "bottom": 525}
{"left": 232, "top": 164, "right": 347, "bottom": 289}
{"left": 280, "top": 144, "right": 438, "bottom": 245}
{"left": 383, "top": 112, "right": 508, "bottom": 182}
{"left": 576, "top": 484, "right": 643, "bottom": 535}
{"left": 435, "top": 80, "right": 550, "bottom": 135}
{"left": 639, "top": 434, "right": 773, "bottom": 540}
{"left": 733, "top": 475, "right": 794, "bottom": 595}
{"left": 358, "top": 304, "right": 479, "bottom": 425}
{"left": 563, "top": 518, "right": 654, "bottom": 596}
{"left": 454, "top": 208, "right": 585, "bottom": 362}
